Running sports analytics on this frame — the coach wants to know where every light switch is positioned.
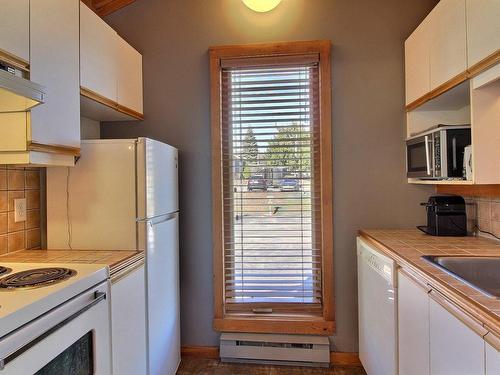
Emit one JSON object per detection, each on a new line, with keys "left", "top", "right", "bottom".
{"left": 14, "top": 198, "right": 26, "bottom": 222}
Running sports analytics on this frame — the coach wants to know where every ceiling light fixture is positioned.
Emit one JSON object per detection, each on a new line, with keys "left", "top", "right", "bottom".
{"left": 242, "top": 0, "right": 282, "bottom": 13}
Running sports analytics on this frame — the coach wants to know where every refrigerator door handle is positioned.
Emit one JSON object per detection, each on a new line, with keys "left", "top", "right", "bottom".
{"left": 136, "top": 211, "right": 178, "bottom": 226}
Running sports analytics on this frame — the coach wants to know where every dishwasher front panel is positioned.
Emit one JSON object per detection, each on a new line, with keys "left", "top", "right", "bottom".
{"left": 357, "top": 237, "right": 398, "bottom": 375}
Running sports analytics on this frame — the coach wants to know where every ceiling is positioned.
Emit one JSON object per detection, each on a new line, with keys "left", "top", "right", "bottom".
{"left": 82, "top": 0, "right": 137, "bottom": 17}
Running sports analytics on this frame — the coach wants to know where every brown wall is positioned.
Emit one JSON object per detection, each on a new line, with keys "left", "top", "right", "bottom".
{"left": 102, "top": 0, "right": 437, "bottom": 351}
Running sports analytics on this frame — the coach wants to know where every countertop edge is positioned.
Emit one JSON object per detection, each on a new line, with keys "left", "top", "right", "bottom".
{"left": 108, "top": 252, "right": 145, "bottom": 275}
{"left": 109, "top": 252, "right": 145, "bottom": 282}
{"left": 0, "top": 249, "right": 145, "bottom": 281}
{"left": 358, "top": 230, "right": 500, "bottom": 337}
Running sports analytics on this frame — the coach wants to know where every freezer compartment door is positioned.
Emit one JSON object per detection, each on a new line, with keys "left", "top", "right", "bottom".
{"left": 137, "top": 138, "right": 178, "bottom": 219}
{"left": 146, "top": 213, "right": 180, "bottom": 375}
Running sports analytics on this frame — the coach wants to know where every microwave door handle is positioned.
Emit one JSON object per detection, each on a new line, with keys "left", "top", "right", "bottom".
{"left": 425, "top": 135, "right": 431, "bottom": 176}
{"left": 468, "top": 149, "right": 473, "bottom": 175}
{"left": 452, "top": 137, "right": 457, "bottom": 170}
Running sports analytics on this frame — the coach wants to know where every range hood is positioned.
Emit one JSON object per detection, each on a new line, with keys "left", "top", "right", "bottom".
{"left": 0, "top": 68, "right": 45, "bottom": 112}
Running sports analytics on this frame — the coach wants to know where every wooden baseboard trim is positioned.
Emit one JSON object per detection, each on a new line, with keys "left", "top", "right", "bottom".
{"left": 181, "top": 346, "right": 220, "bottom": 359}
{"left": 181, "top": 346, "right": 362, "bottom": 367}
{"left": 330, "top": 352, "right": 362, "bottom": 366}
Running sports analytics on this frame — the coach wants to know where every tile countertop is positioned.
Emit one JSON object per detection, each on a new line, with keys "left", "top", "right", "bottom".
{"left": 0, "top": 249, "right": 144, "bottom": 276}
{"left": 359, "top": 229, "right": 500, "bottom": 336}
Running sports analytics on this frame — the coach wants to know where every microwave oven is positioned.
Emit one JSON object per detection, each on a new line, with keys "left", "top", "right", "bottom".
{"left": 406, "top": 125, "right": 471, "bottom": 180}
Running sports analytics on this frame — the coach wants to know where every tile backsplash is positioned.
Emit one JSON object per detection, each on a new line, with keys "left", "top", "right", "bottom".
{"left": 0, "top": 166, "right": 41, "bottom": 254}
{"left": 465, "top": 196, "right": 500, "bottom": 240}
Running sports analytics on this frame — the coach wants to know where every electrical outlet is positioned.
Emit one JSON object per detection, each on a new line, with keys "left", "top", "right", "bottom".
{"left": 14, "top": 198, "right": 26, "bottom": 223}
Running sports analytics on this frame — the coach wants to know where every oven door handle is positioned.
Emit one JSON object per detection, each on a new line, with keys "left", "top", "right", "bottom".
{"left": 425, "top": 135, "right": 432, "bottom": 176}
{"left": 0, "top": 291, "right": 106, "bottom": 370}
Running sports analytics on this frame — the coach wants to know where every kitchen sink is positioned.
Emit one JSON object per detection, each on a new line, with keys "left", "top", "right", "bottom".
{"left": 422, "top": 256, "right": 500, "bottom": 299}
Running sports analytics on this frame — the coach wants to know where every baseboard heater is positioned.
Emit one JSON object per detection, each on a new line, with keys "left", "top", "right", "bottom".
{"left": 219, "top": 333, "right": 330, "bottom": 367}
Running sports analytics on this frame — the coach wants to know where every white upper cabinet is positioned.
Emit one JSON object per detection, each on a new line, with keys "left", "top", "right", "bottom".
{"left": 80, "top": 1, "right": 118, "bottom": 103}
{"left": 405, "top": 17, "right": 431, "bottom": 105}
{"left": 30, "top": 0, "right": 80, "bottom": 149}
{"left": 117, "top": 36, "right": 143, "bottom": 115}
{"left": 466, "top": 0, "right": 500, "bottom": 67}
{"left": 80, "top": 1, "right": 143, "bottom": 120}
{"left": 485, "top": 335, "right": 500, "bottom": 375}
{"left": 429, "top": 0, "right": 467, "bottom": 90}
{"left": 0, "top": 0, "right": 30, "bottom": 64}
{"left": 397, "top": 271, "right": 430, "bottom": 375}
{"left": 429, "top": 296, "right": 485, "bottom": 375}
{"left": 0, "top": 0, "right": 80, "bottom": 166}
{"left": 405, "top": 0, "right": 499, "bottom": 106}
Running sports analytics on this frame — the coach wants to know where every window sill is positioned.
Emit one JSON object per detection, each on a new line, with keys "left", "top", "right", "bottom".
{"left": 213, "top": 314, "right": 335, "bottom": 336}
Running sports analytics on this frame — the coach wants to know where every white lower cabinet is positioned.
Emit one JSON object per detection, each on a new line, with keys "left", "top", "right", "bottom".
{"left": 397, "top": 270, "right": 430, "bottom": 375}
{"left": 429, "top": 296, "right": 485, "bottom": 375}
{"left": 111, "top": 264, "right": 148, "bottom": 375}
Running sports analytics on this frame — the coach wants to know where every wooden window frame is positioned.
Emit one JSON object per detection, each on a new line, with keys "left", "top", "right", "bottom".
{"left": 210, "top": 40, "right": 334, "bottom": 336}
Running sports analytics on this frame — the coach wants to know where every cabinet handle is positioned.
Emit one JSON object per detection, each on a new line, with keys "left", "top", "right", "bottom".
{"left": 429, "top": 289, "right": 488, "bottom": 338}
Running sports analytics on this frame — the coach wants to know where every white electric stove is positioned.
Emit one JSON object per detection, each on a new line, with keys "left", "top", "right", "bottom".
{"left": 0, "top": 263, "right": 111, "bottom": 374}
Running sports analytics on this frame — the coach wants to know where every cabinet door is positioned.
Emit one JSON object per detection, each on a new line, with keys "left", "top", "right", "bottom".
{"left": 0, "top": 0, "right": 30, "bottom": 63}
{"left": 111, "top": 264, "right": 148, "bottom": 375}
{"left": 29, "top": 0, "right": 80, "bottom": 148}
{"left": 429, "top": 297, "right": 485, "bottom": 375}
{"left": 486, "top": 342, "right": 500, "bottom": 375}
{"left": 397, "top": 271, "right": 430, "bottom": 375}
{"left": 405, "top": 16, "right": 431, "bottom": 105}
{"left": 466, "top": 0, "right": 500, "bottom": 68}
{"left": 429, "top": 0, "right": 467, "bottom": 90}
{"left": 80, "top": 1, "right": 118, "bottom": 102}
{"left": 117, "top": 35, "right": 143, "bottom": 114}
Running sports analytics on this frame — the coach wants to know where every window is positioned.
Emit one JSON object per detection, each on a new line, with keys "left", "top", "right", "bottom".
{"left": 210, "top": 41, "right": 333, "bottom": 335}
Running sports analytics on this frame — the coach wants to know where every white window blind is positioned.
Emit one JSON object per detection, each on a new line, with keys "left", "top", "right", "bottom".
{"left": 221, "top": 55, "right": 323, "bottom": 311}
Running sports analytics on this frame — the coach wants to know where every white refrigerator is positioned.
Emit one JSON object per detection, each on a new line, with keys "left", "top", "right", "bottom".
{"left": 46, "top": 138, "right": 180, "bottom": 375}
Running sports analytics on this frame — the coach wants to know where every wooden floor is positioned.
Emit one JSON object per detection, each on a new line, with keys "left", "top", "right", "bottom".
{"left": 177, "top": 358, "right": 366, "bottom": 375}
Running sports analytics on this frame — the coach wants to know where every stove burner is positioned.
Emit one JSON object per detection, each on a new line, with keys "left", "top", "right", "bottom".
{"left": 0, "top": 266, "right": 11, "bottom": 276}
{"left": 0, "top": 268, "right": 77, "bottom": 290}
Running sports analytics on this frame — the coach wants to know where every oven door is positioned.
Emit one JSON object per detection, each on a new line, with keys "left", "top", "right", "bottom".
{"left": 406, "top": 135, "right": 433, "bottom": 178}
{"left": 0, "top": 281, "right": 111, "bottom": 375}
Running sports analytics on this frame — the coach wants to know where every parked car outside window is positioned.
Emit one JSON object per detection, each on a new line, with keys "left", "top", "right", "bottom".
{"left": 247, "top": 173, "right": 267, "bottom": 191}
{"left": 280, "top": 173, "right": 300, "bottom": 192}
